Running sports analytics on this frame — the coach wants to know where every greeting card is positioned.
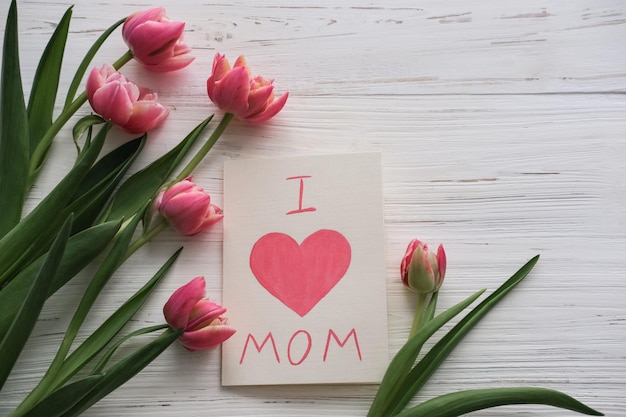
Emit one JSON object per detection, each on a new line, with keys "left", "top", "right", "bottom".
{"left": 222, "top": 153, "right": 388, "bottom": 386}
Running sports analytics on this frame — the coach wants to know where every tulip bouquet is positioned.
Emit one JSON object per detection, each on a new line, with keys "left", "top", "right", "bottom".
{"left": 0, "top": 1, "right": 287, "bottom": 416}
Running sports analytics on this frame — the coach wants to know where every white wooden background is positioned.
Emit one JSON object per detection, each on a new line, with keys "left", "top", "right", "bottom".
{"left": 1, "top": 0, "right": 625, "bottom": 416}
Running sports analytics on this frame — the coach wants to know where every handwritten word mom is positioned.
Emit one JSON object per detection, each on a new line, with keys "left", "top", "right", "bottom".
{"left": 239, "top": 328, "right": 362, "bottom": 366}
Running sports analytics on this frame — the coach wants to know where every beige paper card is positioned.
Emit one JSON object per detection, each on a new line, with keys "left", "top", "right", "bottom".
{"left": 222, "top": 153, "right": 388, "bottom": 386}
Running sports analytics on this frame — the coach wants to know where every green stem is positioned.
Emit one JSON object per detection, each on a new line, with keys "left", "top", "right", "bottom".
{"left": 175, "top": 113, "right": 234, "bottom": 181}
{"left": 409, "top": 292, "right": 429, "bottom": 339}
{"left": 424, "top": 291, "right": 439, "bottom": 323}
{"left": 8, "top": 325, "right": 169, "bottom": 417}
{"left": 27, "top": 51, "right": 134, "bottom": 187}
{"left": 111, "top": 50, "right": 134, "bottom": 71}
{"left": 91, "top": 324, "right": 169, "bottom": 374}
{"left": 17, "top": 211, "right": 168, "bottom": 412}
{"left": 123, "top": 220, "right": 168, "bottom": 262}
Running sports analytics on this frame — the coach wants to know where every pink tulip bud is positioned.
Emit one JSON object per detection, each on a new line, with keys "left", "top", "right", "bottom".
{"left": 400, "top": 239, "right": 447, "bottom": 294}
{"left": 122, "top": 7, "right": 194, "bottom": 72}
{"left": 155, "top": 177, "right": 223, "bottom": 236}
{"left": 86, "top": 65, "right": 169, "bottom": 133}
{"left": 207, "top": 53, "right": 288, "bottom": 124}
{"left": 163, "top": 277, "right": 236, "bottom": 351}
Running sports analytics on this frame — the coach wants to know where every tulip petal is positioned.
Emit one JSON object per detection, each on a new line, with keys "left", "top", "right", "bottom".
{"left": 436, "top": 244, "right": 447, "bottom": 282}
{"left": 233, "top": 55, "right": 251, "bottom": 76}
{"left": 158, "top": 179, "right": 222, "bottom": 235}
{"left": 187, "top": 300, "right": 227, "bottom": 330}
{"left": 91, "top": 83, "right": 134, "bottom": 125}
{"left": 124, "top": 100, "right": 169, "bottom": 133}
{"left": 126, "top": 21, "right": 185, "bottom": 64}
{"left": 244, "top": 92, "right": 289, "bottom": 124}
{"left": 211, "top": 53, "right": 231, "bottom": 82}
{"left": 146, "top": 53, "right": 195, "bottom": 73}
{"left": 179, "top": 323, "right": 236, "bottom": 351}
{"left": 163, "top": 277, "right": 206, "bottom": 330}
{"left": 200, "top": 203, "right": 224, "bottom": 228}
{"left": 400, "top": 239, "right": 421, "bottom": 285}
{"left": 163, "top": 193, "right": 210, "bottom": 216}
{"left": 123, "top": 7, "right": 165, "bottom": 40}
{"left": 162, "top": 199, "right": 209, "bottom": 235}
{"left": 240, "top": 84, "right": 274, "bottom": 118}
{"left": 159, "top": 179, "right": 196, "bottom": 206}
{"left": 86, "top": 66, "right": 109, "bottom": 101}
{"left": 213, "top": 66, "right": 251, "bottom": 115}
{"left": 123, "top": 8, "right": 191, "bottom": 72}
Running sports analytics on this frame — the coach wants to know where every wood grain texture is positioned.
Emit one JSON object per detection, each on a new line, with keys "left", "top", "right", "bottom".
{"left": 1, "top": 0, "right": 624, "bottom": 416}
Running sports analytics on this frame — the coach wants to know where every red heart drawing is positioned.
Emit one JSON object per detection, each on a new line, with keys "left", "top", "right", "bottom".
{"left": 249, "top": 229, "right": 351, "bottom": 317}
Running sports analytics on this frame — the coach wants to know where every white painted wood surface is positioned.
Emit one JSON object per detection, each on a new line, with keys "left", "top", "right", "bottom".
{"left": 1, "top": 0, "right": 625, "bottom": 416}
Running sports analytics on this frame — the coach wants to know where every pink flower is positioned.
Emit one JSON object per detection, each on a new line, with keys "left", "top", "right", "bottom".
{"left": 207, "top": 53, "right": 289, "bottom": 123}
{"left": 163, "top": 277, "right": 235, "bottom": 351}
{"left": 155, "top": 177, "right": 223, "bottom": 236}
{"left": 400, "top": 239, "right": 447, "bottom": 294}
{"left": 122, "top": 7, "right": 194, "bottom": 72}
{"left": 86, "top": 64, "right": 169, "bottom": 133}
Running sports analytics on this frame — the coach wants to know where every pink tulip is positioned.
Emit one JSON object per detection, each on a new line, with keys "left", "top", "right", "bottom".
{"left": 163, "top": 277, "right": 235, "bottom": 351}
{"left": 400, "top": 239, "right": 447, "bottom": 294}
{"left": 155, "top": 177, "right": 223, "bottom": 236}
{"left": 122, "top": 7, "right": 194, "bottom": 72}
{"left": 207, "top": 53, "right": 289, "bottom": 123}
{"left": 86, "top": 65, "right": 169, "bottom": 133}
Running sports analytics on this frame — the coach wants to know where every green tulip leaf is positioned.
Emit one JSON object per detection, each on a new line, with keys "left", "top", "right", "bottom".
{"left": 19, "top": 135, "right": 145, "bottom": 263}
{"left": 63, "top": 17, "right": 125, "bottom": 110}
{"left": 71, "top": 135, "right": 145, "bottom": 199}
{"left": 0, "top": 214, "right": 72, "bottom": 390}
{"left": 92, "top": 324, "right": 169, "bottom": 374}
{"left": 0, "top": 0, "right": 30, "bottom": 238}
{"left": 26, "top": 212, "right": 145, "bottom": 406}
{"left": 0, "top": 220, "right": 122, "bottom": 337}
{"left": 51, "top": 248, "right": 182, "bottom": 388}
{"left": 59, "top": 329, "right": 182, "bottom": 417}
{"left": 100, "top": 115, "right": 213, "bottom": 223}
{"left": 0, "top": 123, "right": 109, "bottom": 286}
{"left": 393, "top": 387, "right": 603, "bottom": 417}
{"left": 72, "top": 114, "right": 105, "bottom": 151}
{"left": 27, "top": 6, "right": 71, "bottom": 158}
{"left": 20, "top": 375, "right": 103, "bottom": 417}
{"left": 385, "top": 255, "right": 540, "bottom": 417}
{"left": 66, "top": 135, "right": 145, "bottom": 233}
{"left": 367, "top": 288, "right": 485, "bottom": 417}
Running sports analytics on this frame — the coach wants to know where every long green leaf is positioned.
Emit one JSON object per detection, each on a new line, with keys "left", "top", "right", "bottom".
{"left": 14, "top": 214, "right": 144, "bottom": 412}
{"left": 21, "top": 375, "right": 103, "bottom": 417}
{"left": 386, "top": 255, "right": 540, "bottom": 416}
{"left": 0, "top": 0, "right": 29, "bottom": 238}
{"left": 367, "top": 289, "right": 485, "bottom": 417}
{"left": 92, "top": 324, "right": 169, "bottom": 373}
{"left": 63, "top": 213, "right": 144, "bottom": 348}
{"left": 72, "top": 137, "right": 144, "bottom": 200}
{"left": 0, "top": 123, "right": 109, "bottom": 286}
{"left": 100, "top": 115, "right": 213, "bottom": 222}
{"left": 72, "top": 114, "right": 104, "bottom": 149}
{"left": 63, "top": 18, "right": 126, "bottom": 110}
{"left": 66, "top": 135, "right": 145, "bottom": 233}
{"left": 0, "top": 220, "right": 122, "bottom": 336}
{"left": 51, "top": 248, "right": 182, "bottom": 388}
{"left": 394, "top": 387, "right": 603, "bottom": 417}
{"left": 27, "top": 6, "right": 72, "bottom": 157}
{"left": 0, "top": 214, "right": 72, "bottom": 390}
{"left": 20, "top": 136, "right": 145, "bottom": 266}
{"left": 60, "top": 329, "right": 182, "bottom": 417}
